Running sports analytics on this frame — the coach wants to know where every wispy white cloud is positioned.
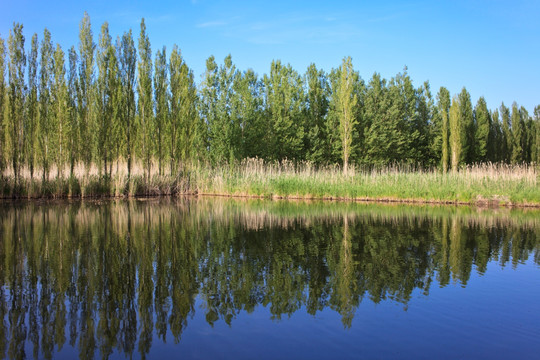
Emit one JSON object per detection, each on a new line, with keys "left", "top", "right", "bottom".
{"left": 197, "top": 20, "right": 227, "bottom": 28}
{"left": 194, "top": 9, "right": 408, "bottom": 46}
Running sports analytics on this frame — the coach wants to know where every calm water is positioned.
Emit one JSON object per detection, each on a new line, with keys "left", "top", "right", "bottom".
{"left": 0, "top": 198, "right": 539, "bottom": 359}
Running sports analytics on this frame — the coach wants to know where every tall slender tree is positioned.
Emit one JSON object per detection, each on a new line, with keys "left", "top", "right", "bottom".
{"left": 0, "top": 36, "right": 5, "bottom": 174}
{"left": 523, "top": 107, "right": 534, "bottom": 163}
{"left": 474, "top": 97, "right": 490, "bottom": 162}
{"left": 7, "top": 23, "right": 26, "bottom": 184}
{"left": 449, "top": 96, "right": 463, "bottom": 172}
{"left": 118, "top": 30, "right": 137, "bottom": 179}
{"left": 534, "top": 106, "right": 540, "bottom": 164}
{"left": 199, "top": 55, "right": 218, "bottom": 162}
{"left": 437, "top": 87, "right": 450, "bottom": 172}
{"left": 304, "top": 64, "right": 329, "bottom": 164}
{"left": 26, "top": 33, "right": 38, "bottom": 178}
{"left": 204, "top": 54, "right": 239, "bottom": 163}
{"left": 458, "top": 88, "right": 474, "bottom": 164}
{"left": 489, "top": 109, "right": 501, "bottom": 162}
{"left": 232, "top": 68, "right": 263, "bottom": 159}
{"left": 335, "top": 57, "right": 358, "bottom": 174}
{"left": 78, "top": 12, "right": 95, "bottom": 171}
{"left": 38, "top": 28, "right": 53, "bottom": 181}
{"left": 153, "top": 46, "right": 168, "bottom": 175}
{"left": 169, "top": 45, "right": 198, "bottom": 172}
{"left": 95, "top": 22, "right": 117, "bottom": 175}
{"left": 510, "top": 102, "right": 524, "bottom": 164}
{"left": 137, "top": 18, "right": 153, "bottom": 180}
{"left": 67, "top": 46, "right": 79, "bottom": 177}
{"left": 52, "top": 44, "right": 68, "bottom": 177}
{"left": 500, "top": 103, "right": 512, "bottom": 163}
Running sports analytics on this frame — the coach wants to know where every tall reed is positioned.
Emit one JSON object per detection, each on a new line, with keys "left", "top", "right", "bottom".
{"left": 1, "top": 158, "right": 538, "bottom": 205}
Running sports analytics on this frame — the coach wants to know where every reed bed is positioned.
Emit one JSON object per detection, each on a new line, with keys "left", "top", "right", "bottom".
{"left": 193, "top": 159, "right": 539, "bottom": 206}
{"left": 1, "top": 158, "right": 538, "bottom": 206}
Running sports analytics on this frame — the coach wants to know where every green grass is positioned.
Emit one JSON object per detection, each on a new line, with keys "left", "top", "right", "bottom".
{"left": 192, "top": 159, "right": 540, "bottom": 206}
{"left": 1, "top": 159, "right": 539, "bottom": 206}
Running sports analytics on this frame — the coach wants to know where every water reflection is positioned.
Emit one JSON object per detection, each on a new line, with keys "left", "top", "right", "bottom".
{"left": 0, "top": 199, "right": 539, "bottom": 359}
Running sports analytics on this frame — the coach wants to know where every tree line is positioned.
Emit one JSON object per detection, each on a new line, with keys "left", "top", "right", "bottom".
{"left": 1, "top": 13, "right": 539, "bottom": 183}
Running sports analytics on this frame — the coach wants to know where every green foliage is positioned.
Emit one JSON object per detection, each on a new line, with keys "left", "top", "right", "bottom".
{"left": 489, "top": 109, "right": 502, "bottom": 162}
{"left": 304, "top": 63, "right": 329, "bottom": 164}
{"left": 153, "top": 46, "right": 168, "bottom": 175}
{"left": 263, "top": 60, "right": 305, "bottom": 161}
{"left": 501, "top": 102, "right": 512, "bottom": 163}
{"left": 7, "top": 22, "right": 26, "bottom": 183}
{"left": 511, "top": 102, "right": 525, "bottom": 164}
{"left": 437, "top": 87, "right": 450, "bottom": 172}
{"left": 38, "top": 28, "right": 53, "bottom": 181}
{"left": 78, "top": 12, "right": 95, "bottom": 169}
{"left": 67, "top": 46, "right": 79, "bottom": 176}
{"left": 0, "top": 35, "right": 6, "bottom": 174}
{"left": 26, "top": 33, "right": 38, "bottom": 178}
{"left": 169, "top": 45, "right": 199, "bottom": 172}
{"left": 474, "top": 97, "right": 490, "bottom": 162}
{"left": 95, "top": 22, "right": 119, "bottom": 175}
{"left": 458, "top": 88, "right": 474, "bottom": 164}
{"left": 52, "top": 43, "right": 68, "bottom": 177}
{"left": 118, "top": 29, "right": 137, "bottom": 178}
{"left": 449, "top": 96, "right": 462, "bottom": 172}
{"left": 137, "top": 18, "right": 153, "bottom": 179}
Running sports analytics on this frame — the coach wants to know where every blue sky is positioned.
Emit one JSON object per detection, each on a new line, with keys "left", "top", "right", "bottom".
{"left": 1, "top": 0, "right": 539, "bottom": 112}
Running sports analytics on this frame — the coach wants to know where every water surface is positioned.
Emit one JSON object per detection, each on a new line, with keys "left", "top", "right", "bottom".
{"left": 0, "top": 198, "right": 539, "bottom": 359}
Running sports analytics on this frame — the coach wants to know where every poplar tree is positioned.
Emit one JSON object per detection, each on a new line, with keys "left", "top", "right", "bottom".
{"left": 153, "top": 46, "right": 168, "bottom": 175}
{"left": 437, "top": 87, "right": 450, "bottom": 172}
{"left": 96, "top": 22, "right": 117, "bottom": 175}
{"left": 489, "top": 109, "right": 501, "bottom": 162}
{"left": 232, "top": 68, "right": 264, "bottom": 159}
{"left": 365, "top": 71, "right": 415, "bottom": 164}
{"left": 38, "top": 29, "right": 53, "bottom": 181}
{"left": 458, "top": 88, "right": 474, "bottom": 164}
{"left": 304, "top": 64, "right": 329, "bottom": 164}
{"left": 524, "top": 107, "right": 534, "bottom": 163}
{"left": 26, "top": 33, "right": 38, "bottom": 178}
{"left": 52, "top": 44, "right": 68, "bottom": 177}
{"left": 0, "top": 36, "right": 5, "bottom": 174}
{"left": 118, "top": 30, "right": 137, "bottom": 178}
{"left": 169, "top": 45, "right": 198, "bottom": 171}
{"left": 263, "top": 60, "right": 305, "bottom": 161}
{"left": 510, "top": 102, "right": 524, "bottom": 164}
{"left": 67, "top": 46, "right": 79, "bottom": 177}
{"left": 137, "top": 18, "right": 153, "bottom": 180}
{"left": 500, "top": 103, "right": 512, "bottom": 163}
{"left": 449, "top": 96, "right": 463, "bottom": 172}
{"left": 7, "top": 23, "right": 26, "bottom": 183}
{"left": 474, "top": 97, "right": 490, "bottom": 162}
{"left": 199, "top": 55, "right": 218, "bottom": 162}
{"left": 201, "top": 54, "right": 242, "bottom": 163}
{"left": 335, "top": 57, "right": 358, "bottom": 174}
{"left": 78, "top": 12, "right": 95, "bottom": 171}
{"left": 415, "top": 81, "right": 434, "bottom": 164}
{"left": 532, "top": 105, "right": 540, "bottom": 166}
{"left": 362, "top": 73, "right": 387, "bottom": 165}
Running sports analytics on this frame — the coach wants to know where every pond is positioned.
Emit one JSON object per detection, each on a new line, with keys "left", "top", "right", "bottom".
{"left": 0, "top": 198, "right": 539, "bottom": 359}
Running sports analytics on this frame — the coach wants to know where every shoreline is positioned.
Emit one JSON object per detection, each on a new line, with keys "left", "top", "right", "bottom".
{"left": 1, "top": 191, "right": 539, "bottom": 208}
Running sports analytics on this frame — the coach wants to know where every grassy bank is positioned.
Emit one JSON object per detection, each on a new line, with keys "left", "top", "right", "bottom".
{"left": 193, "top": 159, "right": 540, "bottom": 206}
{"left": 1, "top": 159, "right": 539, "bottom": 206}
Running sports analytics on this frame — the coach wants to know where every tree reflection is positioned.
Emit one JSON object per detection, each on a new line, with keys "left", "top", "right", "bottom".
{"left": 0, "top": 199, "right": 538, "bottom": 359}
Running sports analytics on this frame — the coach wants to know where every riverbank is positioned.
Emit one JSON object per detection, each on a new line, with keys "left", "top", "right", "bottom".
{"left": 1, "top": 160, "right": 539, "bottom": 207}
